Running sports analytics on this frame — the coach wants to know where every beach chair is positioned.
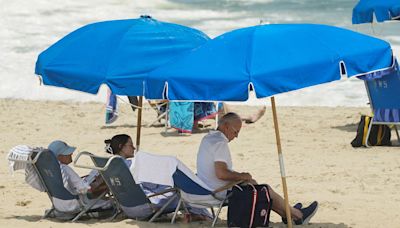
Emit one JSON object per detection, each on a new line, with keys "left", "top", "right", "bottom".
{"left": 363, "top": 67, "right": 400, "bottom": 147}
{"left": 147, "top": 100, "right": 169, "bottom": 129}
{"left": 74, "top": 152, "right": 178, "bottom": 222}
{"left": 171, "top": 161, "right": 241, "bottom": 227}
{"left": 10, "top": 149, "right": 110, "bottom": 222}
{"left": 127, "top": 151, "right": 237, "bottom": 226}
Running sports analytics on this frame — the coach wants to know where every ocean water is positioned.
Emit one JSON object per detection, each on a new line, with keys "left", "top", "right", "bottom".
{"left": 0, "top": 0, "right": 399, "bottom": 106}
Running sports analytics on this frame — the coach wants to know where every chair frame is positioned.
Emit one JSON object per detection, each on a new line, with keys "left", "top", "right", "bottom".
{"left": 74, "top": 151, "right": 178, "bottom": 222}
{"left": 170, "top": 168, "right": 241, "bottom": 227}
{"left": 147, "top": 100, "right": 169, "bottom": 132}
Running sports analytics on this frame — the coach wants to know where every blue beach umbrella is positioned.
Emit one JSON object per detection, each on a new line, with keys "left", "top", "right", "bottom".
{"left": 35, "top": 15, "right": 209, "bottom": 96}
{"left": 353, "top": 0, "right": 400, "bottom": 24}
{"left": 35, "top": 15, "right": 209, "bottom": 149}
{"left": 147, "top": 23, "right": 396, "bottom": 227}
{"left": 147, "top": 24, "right": 394, "bottom": 101}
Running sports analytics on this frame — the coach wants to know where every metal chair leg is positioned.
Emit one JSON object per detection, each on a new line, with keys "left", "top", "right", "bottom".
{"left": 149, "top": 194, "right": 178, "bottom": 222}
{"left": 171, "top": 198, "right": 182, "bottom": 224}
{"left": 365, "top": 119, "right": 374, "bottom": 147}
{"left": 72, "top": 191, "right": 108, "bottom": 222}
{"left": 43, "top": 207, "right": 54, "bottom": 219}
{"left": 394, "top": 126, "right": 400, "bottom": 143}
{"left": 211, "top": 207, "right": 215, "bottom": 218}
{"left": 212, "top": 199, "right": 226, "bottom": 227}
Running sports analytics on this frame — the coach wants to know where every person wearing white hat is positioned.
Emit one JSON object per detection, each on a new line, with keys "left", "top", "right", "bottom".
{"left": 48, "top": 140, "right": 110, "bottom": 213}
{"left": 48, "top": 140, "right": 90, "bottom": 195}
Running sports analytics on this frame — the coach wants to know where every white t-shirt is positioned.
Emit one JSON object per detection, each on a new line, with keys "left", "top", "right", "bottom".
{"left": 196, "top": 130, "right": 232, "bottom": 190}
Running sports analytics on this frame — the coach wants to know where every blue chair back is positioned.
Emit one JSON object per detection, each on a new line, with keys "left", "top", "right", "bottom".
{"left": 366, "top": 69, "right": 400, "bottom": 122}
{"left": 92, "top": 156, "right": 149, "bottom": 208}
{"left": 35, "top": 149, "right": 78, "bottom": 200}
{"left": 366, "top": 69, "right": 400, "bottom": 109}
{"left": 172, "top": 169, "right": 212, "bottom": 195}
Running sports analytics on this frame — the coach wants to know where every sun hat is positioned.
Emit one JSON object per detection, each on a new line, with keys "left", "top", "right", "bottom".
{"left": 48, "top": 140, "right": 76, "bottom": 156}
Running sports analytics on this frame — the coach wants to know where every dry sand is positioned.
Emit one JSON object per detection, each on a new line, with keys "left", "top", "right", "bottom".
{"left": 1, "top": 98, "right": 399, "bottom": 228}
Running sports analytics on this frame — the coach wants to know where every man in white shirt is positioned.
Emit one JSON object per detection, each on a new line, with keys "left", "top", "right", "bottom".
{"left": 196, "top": 112, "right": 318, "bottom": 225}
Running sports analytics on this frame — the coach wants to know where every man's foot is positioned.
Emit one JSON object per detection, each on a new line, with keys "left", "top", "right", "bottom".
{"left": 282, "top": 202, "right": 303, "bottom": 224}
{"left": 295, "top": 201, "right": 318, "bottom": 225}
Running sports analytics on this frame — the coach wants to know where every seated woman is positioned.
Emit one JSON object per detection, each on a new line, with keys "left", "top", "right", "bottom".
{"left": 90, "top": 134, "right": 211, "bottom": 221}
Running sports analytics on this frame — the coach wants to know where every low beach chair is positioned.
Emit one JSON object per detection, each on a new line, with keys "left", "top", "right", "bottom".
{"left": 126, "top": 151, "right": 238, "bottom": 226}
{"left": 172, "top": 161, "right": 241, "bottom": 227}
{"left": 74, "top": 151, "right": 178, "bottom": 222}
{"left": 9, "top": 149, "right": 110, "bottom": 222}
{"left": 362, "top": 66, "right": 400, "bottom": 146}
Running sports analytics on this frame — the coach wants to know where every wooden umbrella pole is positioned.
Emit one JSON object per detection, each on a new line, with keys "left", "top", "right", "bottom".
{"left": 270, "top": 97, "right": 293, "bottom": 228}
{"left": 136, "top": 96, "right": 143, "bottom": 151}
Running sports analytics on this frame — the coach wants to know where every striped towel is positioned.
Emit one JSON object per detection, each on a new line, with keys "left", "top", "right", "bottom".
{"left": 105, "top": 89, "right": 118, "bottom": 124}
{"left": 59, "top": 164, "right": 72, "bottom": 194}
{"left": 7, "top": 145, "right": 32, "bottom": 173}
{"left": 7, "top": 145, "right": 45, "bottom": 191}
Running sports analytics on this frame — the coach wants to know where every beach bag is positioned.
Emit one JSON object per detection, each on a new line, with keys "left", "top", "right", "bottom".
{"left": 227, "top": 184, "right": 272, "bottom": 228}
{"left": 351, "top": 115, "right": 391, "bottom": 147}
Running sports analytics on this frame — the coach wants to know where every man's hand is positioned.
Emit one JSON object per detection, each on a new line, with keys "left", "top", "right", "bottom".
{"left": 240, "top": 172, "right": 253, "bottom": 181}
{"left": 248, "top": 178, "right": 258, "bottom": 185}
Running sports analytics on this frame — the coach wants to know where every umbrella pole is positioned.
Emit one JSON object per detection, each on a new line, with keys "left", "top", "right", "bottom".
{"left": 270, "top": 97, "right": 293, "bottom": 228}
{"left": 136, "top": 96, "right": 143, "bottom": 151}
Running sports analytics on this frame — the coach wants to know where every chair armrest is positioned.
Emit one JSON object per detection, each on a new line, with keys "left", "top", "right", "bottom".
{"left": 212, "top": 180, "right": 242, "bottom": 194}
{"left": 73, "top": 151, "right": 98, "bottom": 170}
{"left": 211, "top": 180, "right": 243, "bottom": 201}
{"left": 74, "top": 151, "right": 123, "bottom": 172}
{"left": 147, "top": 187, "right": 178, "bottom": 198}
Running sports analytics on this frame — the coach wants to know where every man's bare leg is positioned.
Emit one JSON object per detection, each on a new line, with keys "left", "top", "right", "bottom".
{"left": 220, "top": 103, "right": 266, "bottom": 124}
{"left": 243, "top": 106, "right": 266, "bottom": 123}
{"left": 268, "top": 186, "right": 302, "bottom": 220}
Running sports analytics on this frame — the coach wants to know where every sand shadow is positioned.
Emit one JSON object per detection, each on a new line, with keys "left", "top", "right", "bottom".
{"left": 331, "top": 123, "right": 358, "bottom": 132}
{"left": 5, "top": 212, "right": 125, "bottom": 224}
{"left": 148, "top": 123, "right": 167, "bottom": 128}
{"left": 210, "top": 219, "right": 350, "bottom": 228}
{"left": 101, "top": 124, "right": 136, "bottom": 129}
{"left": 160, "top": 128, "right": 210, "bottom": 137}
{"left": 5, "top": 214, "right": 350, "bottom": 228}
{"left": 5, "top": 215, "right": 42, "bottom": 222}
{"left": 268, "top": 222, "right": 350, "bottom": 228}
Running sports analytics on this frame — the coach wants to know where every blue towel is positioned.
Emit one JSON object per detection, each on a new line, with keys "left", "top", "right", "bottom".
{"left": 194, "top": 102, "right": 218, "bottom": 122}
{"left": 169, "top": 102, "right": 194, "bottom": 133}
{"left": 105, "top": 90, "right": 118, "bottom": 124}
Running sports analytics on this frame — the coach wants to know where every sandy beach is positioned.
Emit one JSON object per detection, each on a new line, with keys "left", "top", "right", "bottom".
{"left": 1, "top": 98, "right": 399, "bottom": 228}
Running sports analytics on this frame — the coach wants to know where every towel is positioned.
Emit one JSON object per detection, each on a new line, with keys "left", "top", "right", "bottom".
{"left": 7, "top": 145, "right": 45, "bottom": 191}
{"left": 130, "top": 151, "right": 178, "bottom": 187}
{"left": 176, "top": 160, "right": 213, "bottom": 191}
{"left": 194, "top": 102, "right": 218, "bottom": 122}
{"left": 169, "top": 101, "right": 194, "bottom": 133}
{"left": 7, "top": 145, "right": 32, "bottom": 173}
{"left": 105, "top": 89, "right": 118, "bottom": 124}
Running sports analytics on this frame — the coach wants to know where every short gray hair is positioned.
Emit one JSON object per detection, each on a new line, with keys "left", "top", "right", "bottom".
{"left": 218, "top": 112, "right": 241, "bottom": 127}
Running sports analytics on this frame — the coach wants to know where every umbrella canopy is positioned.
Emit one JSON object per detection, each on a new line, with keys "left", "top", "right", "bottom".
{"left": 35, "top": 15, "right": 210, "bottom": 95}
{"left": 146, "top": 24, "right": 394, "bottom": 101}
{"left": 352, "top": 0, "right": 400, "bottom": 24}
{"left": 146, "top": 23, "right": 396, "bottom": 227}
